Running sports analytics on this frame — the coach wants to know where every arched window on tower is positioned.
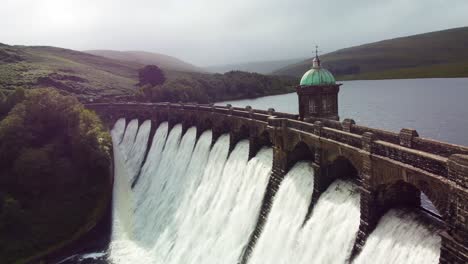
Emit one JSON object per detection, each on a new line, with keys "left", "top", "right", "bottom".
{"left": 309, "top": 97, "right": 317, "bottom": 114}
{"left": 322, "top": 94, "right": 332, "bottom": 113}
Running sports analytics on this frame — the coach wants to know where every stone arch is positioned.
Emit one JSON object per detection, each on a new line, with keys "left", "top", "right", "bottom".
{"left": 375, "top": 180, "right": 421, "bottom": 214}
{"left": 249, "top": 130, "right": 273, "bottom": 160}
{"left": 195, "top": 117, "right": 214, "bottom": 140}
{"left": 209, "top": 118, "right": 231, "bottom": 147}
{"left": 168, "top": 112, "right": 184, "bottom": 131}
{"left": 212, "top": 118, "right": 231, "bottom": 134}
{"left": 323, "top": 155, "right": 359, "bottom": 180}
{"left": 304, "top": 155, "right": 360, "bottom": 222}
{"left": 287, "top": 141, "right": 315, "bottom": 171}
{"left": 324, "top": 147, "right": 363, "bottom": 175}
{"left": 155, "top": 110, "right": 169, "bottom": 124}
{"left": 237, "top": 124, "right": 250, "bottom": 139}
{"left": 229, "top": 123, "right": 250, "bottom": 154}
{"left": 181, "top": 114, "right": 196, "bottom": 136}
{"left": 374, "top": 177, "right": 447, "bottom": 219}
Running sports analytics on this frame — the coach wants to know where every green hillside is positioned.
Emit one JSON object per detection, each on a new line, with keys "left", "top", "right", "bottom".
{"left": 274, "top": 27, "right": 468, "bottom": 80}
{"left": 0, "top": 44, "right": 141, "bottom": 101}
{"left": 0, "top": 44, "right": 296, "bottom": 102}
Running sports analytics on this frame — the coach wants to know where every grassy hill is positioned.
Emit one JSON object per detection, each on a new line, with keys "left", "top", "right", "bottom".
{"left": 0, "top": 44, "right": 296, "bottom": 103}
{"left": 0, "top": 44, "right": 142, "bottom": 101}
{"left": 274, "top": 27, "right": 468, "bottom": 80}
{"left": 85, "top": 50, "right": 204, "bottom": 73}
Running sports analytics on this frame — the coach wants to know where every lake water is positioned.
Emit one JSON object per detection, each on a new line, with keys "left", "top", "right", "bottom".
{"left": 219, "top": 78, "right": 468, "bottom": 146}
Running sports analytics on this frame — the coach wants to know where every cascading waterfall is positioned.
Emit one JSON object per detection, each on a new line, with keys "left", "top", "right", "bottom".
{"left": 249, "top": 173, "right": 360, "bottom": 264}
{"left": 111, "top": 118, "right": 126, "bottom": 145}
{"left": 127, "top": 120, "right": 151, "bottom": 183}
{"left": 133, "top": 124, "right": 197, "bottom": 246}
{"left": 132, "top": 122, "right": 169, "bottom": 207}
{"left": 353, "top": 210, "right": 441, "bottom": 264}
{"left": 248, "top": 161, "right": 315, "bottom": 264}
{"left": 120, "top": 119, "right": 139, "bottom": 158}
{"left": 158, "top": 142, "right": 272, "bottom": 264}
{"left": 290, "top": 180, "right": 360, "bottom": 263}
{"left": 109, "top": 120, "right": 272, "bottom": 264}
{"left": 107, "top": 119, "right": 442, "bottom": 264}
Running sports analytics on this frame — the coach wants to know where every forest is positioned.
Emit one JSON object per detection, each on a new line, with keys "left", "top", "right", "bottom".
{"left": 135, "top": 70, "right": 297, "bottom": 103}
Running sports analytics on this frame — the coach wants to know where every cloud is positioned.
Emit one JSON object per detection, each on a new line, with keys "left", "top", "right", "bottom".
{"left": 1, "top": 0, "right": 468, "bottom": 65}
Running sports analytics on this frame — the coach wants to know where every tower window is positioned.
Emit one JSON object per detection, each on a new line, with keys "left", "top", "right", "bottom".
{"left": 309, "top": 98, "right": 317, "bottom": 114}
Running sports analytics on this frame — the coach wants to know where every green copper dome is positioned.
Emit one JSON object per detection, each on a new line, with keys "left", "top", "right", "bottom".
{"left": 300, "top": 51, "right": 336, "bottom": 86}
{"left": 300, "top": 68, "right": 336, "bottom": 86}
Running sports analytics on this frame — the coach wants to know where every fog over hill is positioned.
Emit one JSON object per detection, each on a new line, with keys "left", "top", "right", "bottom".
{"left": 85, "top": 50, "right": 204, "bottom": 73}
{"left": 205, "top": 58, "right": 304, "bottom": 74}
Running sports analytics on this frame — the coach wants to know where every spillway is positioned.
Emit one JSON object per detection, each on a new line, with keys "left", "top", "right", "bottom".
{"left": 107, "top": 119, "right": 442, "bottom": 264}
{"left": 109, "top": 120, "right": 272, "bottom": 264}
{"left": 354, "top": 209, "right": 441, "bottom": 264}
{"left": 249, "top": 172, "right": 361, "bottom": 264}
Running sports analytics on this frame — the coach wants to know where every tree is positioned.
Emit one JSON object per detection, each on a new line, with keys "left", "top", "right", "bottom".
{"left": 0, "top": 88, "right": 111, "bottom": 193}
{"left": 138, "top": 65, "right": 166, "bottom": 86}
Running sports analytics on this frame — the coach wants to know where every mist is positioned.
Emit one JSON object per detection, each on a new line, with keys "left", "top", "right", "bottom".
{"left": 1, "top": 0, "right": 468, "bottom": 66}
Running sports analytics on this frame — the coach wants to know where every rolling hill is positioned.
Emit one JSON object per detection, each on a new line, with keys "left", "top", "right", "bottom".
{"left": 0, "top": 44, "right": 143, "bottom": 100}
{"left": 274, "top": 27, "right": 468, "bottom": 80}
{"left": 205, "top": 58, "right": 304, "bottom": 74}
{"left": 0, "top": 44, "right": 296, "bottom": 103}
{"left": 85, "top": 50, "right": 204, "bottom": 73}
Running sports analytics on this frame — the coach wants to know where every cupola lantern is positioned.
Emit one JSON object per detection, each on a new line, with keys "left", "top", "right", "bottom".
{"left": 296, "top": 46, "right": 341, "bottom": 121}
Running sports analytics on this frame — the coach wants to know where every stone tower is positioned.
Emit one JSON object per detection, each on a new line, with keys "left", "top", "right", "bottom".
{"left": 296, "top": 47, "right": 341, "bottom": 121}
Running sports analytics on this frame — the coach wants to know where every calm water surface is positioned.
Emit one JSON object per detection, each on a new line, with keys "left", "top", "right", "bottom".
{"left": 220, "top": 78, "right": 468, "bottom": 146}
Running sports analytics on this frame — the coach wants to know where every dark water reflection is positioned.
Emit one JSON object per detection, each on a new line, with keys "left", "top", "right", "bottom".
{"left": 220, "top": 78, "right": 468, "bottom": 146}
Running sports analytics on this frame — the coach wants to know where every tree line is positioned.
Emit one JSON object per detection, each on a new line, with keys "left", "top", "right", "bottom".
{"left": 134, "top": 65, "right": 298, "bottom": 103}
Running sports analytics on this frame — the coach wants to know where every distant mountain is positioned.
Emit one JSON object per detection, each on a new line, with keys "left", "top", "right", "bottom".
{"left": 85, "top": 50, "right": 204, "bottom": 73}
{"left": 274, "top": 27, "right": 468, "bottom": 80}
{"left": 205, "top": 58, "right": 304, "bottom": 74}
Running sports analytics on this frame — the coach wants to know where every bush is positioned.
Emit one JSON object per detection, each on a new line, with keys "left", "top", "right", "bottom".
{"left": 0, "top": 87, "right": 26, "bottom": 118}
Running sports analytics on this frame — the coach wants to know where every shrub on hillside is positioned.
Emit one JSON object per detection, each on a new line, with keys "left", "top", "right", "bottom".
{"left": 0, "top": 87, "right": 25, "bottom": 118}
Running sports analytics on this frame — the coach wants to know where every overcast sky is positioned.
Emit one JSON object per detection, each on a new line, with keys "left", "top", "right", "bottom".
{"left": 1, "top": 0, "right": 468, "bottom": 66}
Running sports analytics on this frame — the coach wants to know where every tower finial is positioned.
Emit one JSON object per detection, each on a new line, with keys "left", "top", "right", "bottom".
{"left": 312, "top": 45, "right": 321, "bottom": 68}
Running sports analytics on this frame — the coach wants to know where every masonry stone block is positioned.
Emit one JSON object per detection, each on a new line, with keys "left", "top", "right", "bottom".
{"left": 399, "top": 128, "right": 419, "bottom": 148}
{"left": 342, "top": 118, "right": 356, "bottom": 132}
